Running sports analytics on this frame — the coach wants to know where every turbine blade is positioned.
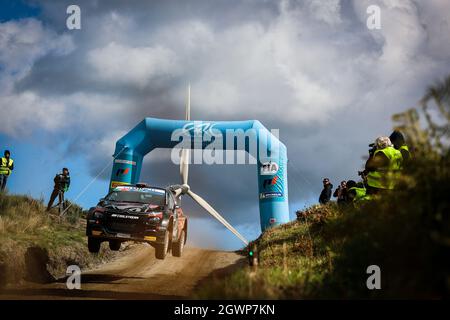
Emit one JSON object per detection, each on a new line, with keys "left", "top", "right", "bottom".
{"left": 180, "top": 84, "right": 191, "bottom": 185}
{"left": 187, "top": 190, "right": 248, "bottom": 245}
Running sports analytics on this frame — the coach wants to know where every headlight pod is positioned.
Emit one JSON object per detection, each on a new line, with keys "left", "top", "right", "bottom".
{"left": 147, "top": 217, "right": 161, "bottom": 224}
{"left": 147, "top": 212, "right": 163, "bottom": 223}
{"left": 94, "top": 212, "right": 103, "bottom": 218}
{"left": 93, "top": 207, "right": 105, "bottom": 218}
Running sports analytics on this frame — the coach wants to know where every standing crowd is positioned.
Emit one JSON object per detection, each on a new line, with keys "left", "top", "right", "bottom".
{"left": 318, "top": 130, "right": 410, "bottom": 207}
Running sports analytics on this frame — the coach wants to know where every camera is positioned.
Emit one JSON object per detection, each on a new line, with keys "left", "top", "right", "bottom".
{"left": 368, "top": 143, "right": 377, "bottom": 156}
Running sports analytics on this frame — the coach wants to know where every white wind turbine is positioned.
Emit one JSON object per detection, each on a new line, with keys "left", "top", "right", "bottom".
{"left": 172, "top": 85, "right": 248, "bottom": 245}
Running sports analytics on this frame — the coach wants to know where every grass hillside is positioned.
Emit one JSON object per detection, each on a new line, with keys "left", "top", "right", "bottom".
{"left": 0, "top": 193, "right": 119, "bottom": 287}
{"left": 197, "top": 77, "right": 450, "bottom": 300}
{"left": 197, "top": 186, "right": 448, "bottom": 299}
{"left": 0, "top": 193, "right": 85, "bottom": 248}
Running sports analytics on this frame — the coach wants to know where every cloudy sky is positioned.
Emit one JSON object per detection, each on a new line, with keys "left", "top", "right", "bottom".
{"left": 1, "top": 0, "right": 449, "bottom": 249}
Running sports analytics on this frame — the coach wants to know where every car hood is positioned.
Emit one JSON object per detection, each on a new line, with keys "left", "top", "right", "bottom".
{"left": 103, "top": 202, "right": 162, "bottom": 213}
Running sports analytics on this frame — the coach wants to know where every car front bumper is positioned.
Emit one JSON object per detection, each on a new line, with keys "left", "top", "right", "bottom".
{"left": 86, "top": 220, "right": 167, "bottom": 245}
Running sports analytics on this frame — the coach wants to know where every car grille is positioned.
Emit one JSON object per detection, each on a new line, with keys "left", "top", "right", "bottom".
{"left": 106, "top": 221, "right": 139, "bottom": 233}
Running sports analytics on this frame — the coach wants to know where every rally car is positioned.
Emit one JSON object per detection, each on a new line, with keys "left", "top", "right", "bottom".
{"left": 86, "top": 184, "right": 187, "bottom": 259}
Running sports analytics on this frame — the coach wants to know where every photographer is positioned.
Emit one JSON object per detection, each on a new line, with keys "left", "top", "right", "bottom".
{"left": 364, "top": 137, "right": 402, "bottom": 195}
{"left": 333, "top": 180, "right": 348, "bottom": 206}
{"left": 389, "top": 130, "right": 410, "bottom": 166}
{"left": 46, "top": 168, "right": 71, "bottom": 212}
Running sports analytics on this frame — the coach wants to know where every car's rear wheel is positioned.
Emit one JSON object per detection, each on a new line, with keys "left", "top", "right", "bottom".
{"left": 109, "top": 240, "right": 121, "bottom": 251}
{"left": 172, "top": 229, "right": 185, "bottom": 257}
{"left": 155, "top": 231, "right": 170, "bottom": 260}
{"left": 88, "top": 237, "right": 101, "bottom": 253}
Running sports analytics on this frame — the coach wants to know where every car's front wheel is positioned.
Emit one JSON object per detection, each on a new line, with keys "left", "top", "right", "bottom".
{"left": 109, "top": 240, "right": 121, "bottom": 251}
{"left": 88, "top": 237, "right": 101, "bottom": 253}
{"left": 155, "top": 231, "right": 170, "bottom": 260}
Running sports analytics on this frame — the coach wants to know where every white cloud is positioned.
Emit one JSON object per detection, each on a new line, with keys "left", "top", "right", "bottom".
{"left": 87, "top": 42, "right": 179, "bottom": 87}
{"left": 306, "top": 0, "right": 343, "bottom": 25}
{"left": 162, "top": 2, "right": 360, "bottom": 122}
{"left": 0, "top": 18, "right": 74, "bottom": 90}
{"left": 0, "top": 91, "right": 66, "bottom": 135}
{"left": 4, "top": 1, "right": 445, "bottom": 135}
{"left": 0, "top": 90, "right": 133, "bottom": 137}
{"left": 0, "top": 18, "right": 75, "bottom": 135}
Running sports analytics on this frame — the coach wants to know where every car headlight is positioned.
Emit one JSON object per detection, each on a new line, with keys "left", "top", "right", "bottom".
{"left": 147, "top": 212, "right": 163, "bottom": 224}
{"left": 148, "top": 217, "right": 161, "bottom": 223}
{"left": 94, "top": 211, "right": 104, "bottom": 218}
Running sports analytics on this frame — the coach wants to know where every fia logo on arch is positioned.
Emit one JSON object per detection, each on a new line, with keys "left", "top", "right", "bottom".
{"left": 260, "top": 161, "right": 279, "bottom": 176}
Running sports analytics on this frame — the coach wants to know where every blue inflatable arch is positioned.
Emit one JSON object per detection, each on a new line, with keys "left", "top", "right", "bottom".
{"left": 109, "top": 118, "right": 289, "bottom": 231}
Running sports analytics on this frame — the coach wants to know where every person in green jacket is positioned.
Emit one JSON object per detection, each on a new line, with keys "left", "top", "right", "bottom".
{"left": 364, "top": 136, "right": 403, "bottom": 195}
{"left": 347, "top": 180, "right": 371, "bottom": 205}
{"left": 0, "top": 150, "right": 14, "bottom": 192}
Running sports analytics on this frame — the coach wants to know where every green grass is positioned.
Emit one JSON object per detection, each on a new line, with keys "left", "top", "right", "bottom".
{"left": 0, "top": 193, "right": 85, "bottom": 248}
{"left": 196, "top": 205, "right": 338, "bottom": 299}
{"left": 196, "top": 156, "right": 449, "bottom": 299}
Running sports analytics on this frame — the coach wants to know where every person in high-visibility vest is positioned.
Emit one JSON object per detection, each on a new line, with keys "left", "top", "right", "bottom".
{"left": 346, "top": 180, "right": 371, "bottom": 205}
{"left": 0, "top": 150, "right": 14, "bottom": 192}
{"left": 389, "top": 130, "right": 410, "bottom": 167}
{"left": 365, "top": 136, "right": 402, "bottom": 194}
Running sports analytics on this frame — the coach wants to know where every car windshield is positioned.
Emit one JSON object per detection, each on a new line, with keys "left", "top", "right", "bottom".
{"left": 105, "top": 189, "right": 166, "bottom": 205}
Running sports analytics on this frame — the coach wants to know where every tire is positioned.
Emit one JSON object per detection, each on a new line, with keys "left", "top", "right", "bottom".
{"left": 155, "top": 231, "right": 170, "bottom": 260}
{"left": 109, "top": 240, "right": 121, "bottom": 251}
{"left": 88, "top": 237, "right": 101, "bottom": 253}
{"left": 172, "top": 229, "right": 185, "bottom": 257}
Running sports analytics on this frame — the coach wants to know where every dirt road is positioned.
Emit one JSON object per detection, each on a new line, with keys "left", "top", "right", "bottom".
{"left": 0, "top": 245, "right": 244, "bottom": 299}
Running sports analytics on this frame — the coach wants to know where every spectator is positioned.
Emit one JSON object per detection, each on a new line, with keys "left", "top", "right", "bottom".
{"left": 346, "top": 180, "right": 357, "bottom": 203}
{"left": 389, "top": 130, "right": 410, "bottom": 166}
{"left": 365, "top": 136, "right": 402, "bottom": 195}
{"left": 333, "top": 180, "right": 348, "bottom": 205}
{"left": 47, "top": 168, "right": 71, "bottom": 212}
{"left": 319, "top": 178, "right": 333, "bottom": 204}
{"left": 0, "top": 150, "right": 14, "bottom": 192}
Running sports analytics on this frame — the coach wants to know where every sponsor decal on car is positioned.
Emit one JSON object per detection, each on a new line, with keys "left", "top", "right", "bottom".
{"left": 111, "top": 213, "right": 139, "bottom": 220}
{"left": 145, "top": 188, "right": 166, "bottom": 194}
{"left": 114, "top": 186, "right": 166, "bottom": 194}
{"left": 110, "top": 181, "right": 131, "bottom": 189}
